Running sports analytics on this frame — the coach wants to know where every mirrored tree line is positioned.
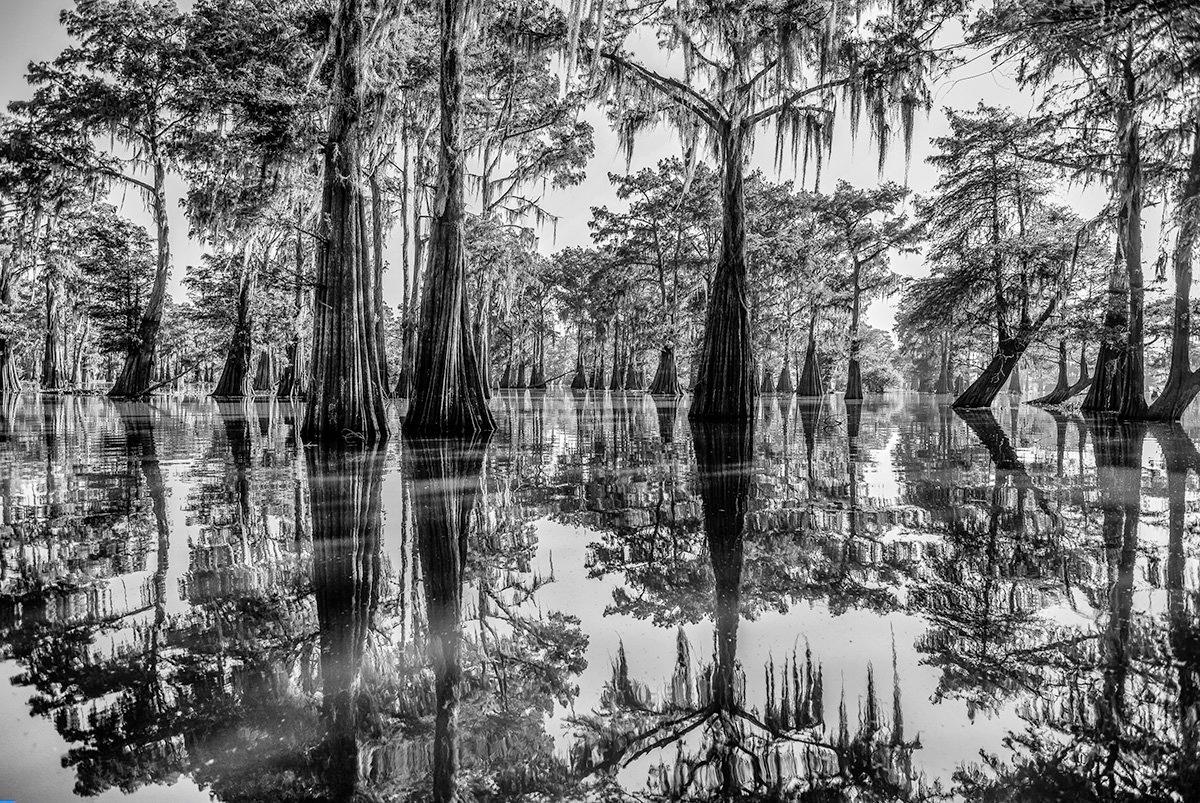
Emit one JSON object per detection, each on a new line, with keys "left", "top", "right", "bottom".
{"left": 0, "top": 391, "right": 1198, "bottom": 799}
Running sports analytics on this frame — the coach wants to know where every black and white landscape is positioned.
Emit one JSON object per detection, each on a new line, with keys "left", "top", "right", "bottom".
{"left": 1, "top": 1, "right": 1199, "bottom": 801}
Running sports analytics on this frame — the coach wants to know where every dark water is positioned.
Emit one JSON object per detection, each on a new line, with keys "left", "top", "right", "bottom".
{"left": 0, "top": 392, "right": 1196, "bottom": 801}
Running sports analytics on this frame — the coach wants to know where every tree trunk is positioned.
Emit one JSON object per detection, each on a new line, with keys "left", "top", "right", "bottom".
{"left": 110, "top": 155, "right": 170, "bottom": 398}
{"left": 403, "top": 0, "right": 495, "bottom": 435}
{"left": 1117, "top": 60, "right": 1148, "bottom": 420}
{"left": 844, "top": 258, "right": 863, "bottom": 400}
{"left": 71, "top": 314, "right": 89, "bottom": 387}
{"left": 0, "top": 255, "right": 18, "bottom": 394}
{"left": 648, "top": 344, "right": 683, "bottom": 396}
{"left": 952, "top": 336, "right": 1029, "bottom": 409}
{"left": 369, "top": 170, "right": 390, "bottom": 396}
{"left": 775, "top": 354, "right": 795, "bottom": 394}
{"left": 1007, "top": 361, "right": 1022, "bottom": 394}
{"left": 1147, "top": 121, "right": 1200, "bottom": 421}
{"left": 213, "top": 255, "right": 255, "bottom": 399}
{"left": 797, "top": 310, "right": 824, "bottom": 397}
{"left": 474, "top": 290, "right": 492, "bottom": 396}
{"left": 41, "top": 269, "right": 66, "bottom": 391}
{"left": 760, "top": 364, "right": 774, "bottom": 394}
{"left": 278, "top": 228, "right": 307, "bottom": 398}
{"left": 1031, "top": 340, "right": 1071, "bottom": 405}
{"left": 609, "top": 322, "right": 623, "bottom": 391}
{"left": 253, "top": 349, "right": 274, "bottom": 394}
{"left": 571, "top": 356, "right": 588, "bottom": 390}
{"left": 934, "top": 333, "right": 952, "bottom": 394}
{"left": 302, "top": 0, "right": 390, "bottom": 443}
{"left": 690, "top": 123, "right": 754, "bottom": 420}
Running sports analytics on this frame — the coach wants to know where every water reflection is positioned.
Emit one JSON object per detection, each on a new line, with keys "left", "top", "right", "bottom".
{"left": 0, "top": 393, "right": 1197, "bottom": 800}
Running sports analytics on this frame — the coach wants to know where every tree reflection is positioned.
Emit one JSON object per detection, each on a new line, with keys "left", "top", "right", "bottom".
{"left": 307, "top": 444, "right": 386, "bottom": 798}
{"left": 404, "top": 435, "right": 485, "bottom": 801}
{"left": 950, "top": 416, "right": 1200, "bottom": 800}
{"left": 573, "top": 418, "right": 924, "bottom": 799}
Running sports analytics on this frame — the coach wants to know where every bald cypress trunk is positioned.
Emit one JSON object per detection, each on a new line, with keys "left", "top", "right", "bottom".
{"left": 302, "top": 0, "right": 389, "bottom": 443}
{"left": 370, "top": 171, "right": 390, "bottom": 397}
{"left": 278, "top": 228, "right": 308, "bottom": 398}
{"left": 41, "top": 269, "right": 66, "bottom": 391}
{"left": 252, "top": 349, "right": 274, "bottom": 394}
{"left": 213, "top": 258, "right": 255, "bottom": 399}
{"left": 775, "top": 355, "right": 795, "bottom": 394}
{"left": 931, "top": 333, "right": 950, "bottom": 394}
{"left": 648, "top": 345, "right": 683, "bottom": 395}
{"left": 1007, "top": 362, "right": 1022, "bottom": 394}
{"left": 797, "top": 310, "right": 824, "bottom": 397}
{"left": 845, "top": 257, "right": 863, "bottom": 401}
{"left": 1083, "top": 245, "right": 1129, "bottom": 413}
{"left": 1117, "top": 58, "right": 1148, "bottom": 421}
{"left": 0, "top": 256, "right": 19, "bottom": 394}
{"left": 111, "top": 156, "right": 170, "bottom": 398}
{"left": 690, "top": 123, "right": 754, "bottom": 420}
{"left": 1147, "top": 122, "right": 1200, "bottom": 421}
{"left": 404, "top": 0, "right": 495, "bottom": 435}
{"left": 0, "top": 252, "right": 16, "bottom": 393}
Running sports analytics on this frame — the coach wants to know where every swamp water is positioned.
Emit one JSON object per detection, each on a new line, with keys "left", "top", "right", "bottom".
{"left": 0, "top": 392, "right": 1196, "bottom": 801}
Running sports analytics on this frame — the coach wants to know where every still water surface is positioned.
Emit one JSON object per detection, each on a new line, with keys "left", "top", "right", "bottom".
{"left": 0, "top": 392, "right": 1196, "bottom": 801}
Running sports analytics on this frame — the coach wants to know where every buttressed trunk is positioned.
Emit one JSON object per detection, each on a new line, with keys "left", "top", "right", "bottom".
{"left": 1147, "top": 121, "right": 1200, "bottom": 421}
{"left": 648, "top": 345, "right": 682, "bottom": 396}
{"left": 1083, "top": 242, "right": 1129, "bottom": 413}
{"left": 213, "top": 259, "right": 255, "bottom": 399}
{"left": 0, "top": 256, "right": 18, "bottom": 394}
{"left": 302, "top": 0, "right": 389, "bottom": 443}
{"left": 1007, "top": 362, "right": 1022, "bottom": 394}
{"left": 277, "top": 231, "right": 307, "bottom": 398}
{"left": 403, "top": 0, "right": 495, "bottom": 435}
{"left": 1117, "top": 70, "right": 1148, "bottom": 420}
{"left": 797, "top": 311, "right": 824, "bottom": 397}
{"left": 952, "top": 337, "right": 1029, "bottom": 409}
{"left": 110, "top": 156, "right": 170, "bottom": 398}
{"left": 253, "top": 349, "right": 274, "bottom": 394}
{"left": 41, "top": 269, "right": 65, "bottom": 391}
{"left": 690, "top": 122, "right": 754, "bottom": 420}
{"left": 844, "top": 259, "right": 863, "bottom": 401}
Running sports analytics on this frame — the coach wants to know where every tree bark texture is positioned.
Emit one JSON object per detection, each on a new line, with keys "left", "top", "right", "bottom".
{"left": 403, "top": 0, "right": 495, "bottom": 435}
{"left": 213, "top": 260, "right": 255, "bottom": 399}
{"left": 649, "top": 344, "right": 683, "bottom": 396}
{"left": 302, "top": 0, "right": 389, "bottom": 443}
{"left": 690, "top": 125, "right": 754, "bottom": 420}
{"left": 1147, "top": 122, "right": 1200, "bottom": 421}
{"left": 110, "top": 157, "right": 170, "bottom": 398}
{"left": 797, "top": 312, "right": 824, "bottom": 397}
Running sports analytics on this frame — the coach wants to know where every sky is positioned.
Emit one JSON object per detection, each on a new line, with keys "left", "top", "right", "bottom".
{"left": 0, "top": 1, "right": 1093, "bottom": 336}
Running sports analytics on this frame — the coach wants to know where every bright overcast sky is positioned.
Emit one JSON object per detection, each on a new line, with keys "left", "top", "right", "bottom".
{"left": 0, "top": 2, "right": 1102, "bottom": 335}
